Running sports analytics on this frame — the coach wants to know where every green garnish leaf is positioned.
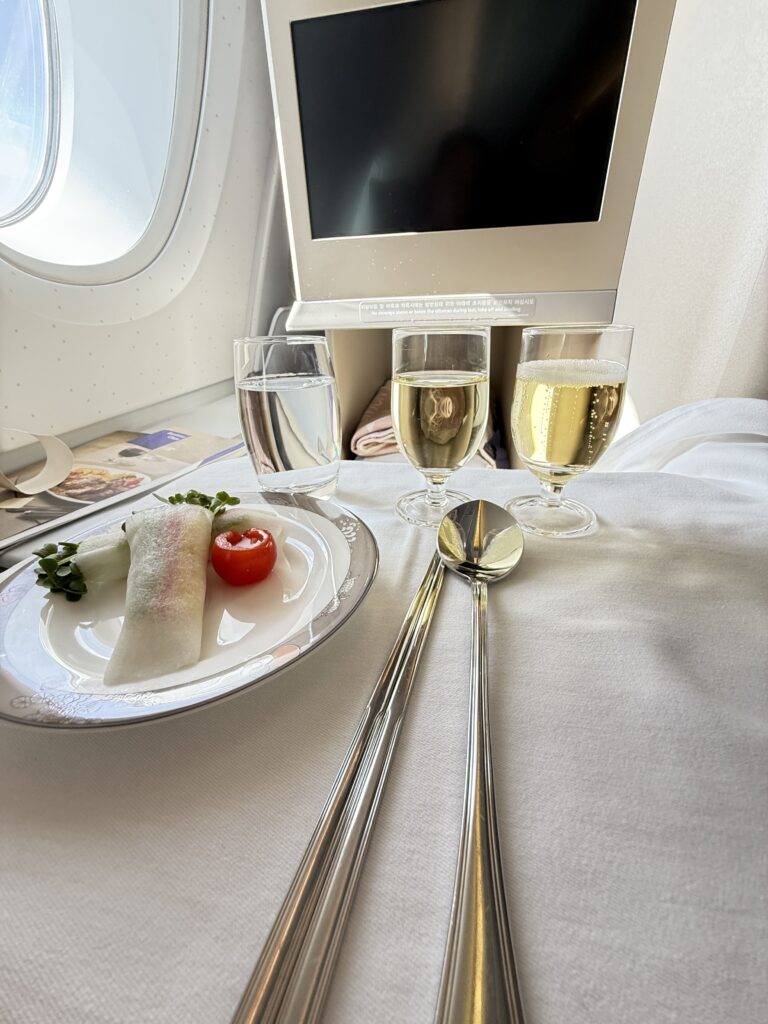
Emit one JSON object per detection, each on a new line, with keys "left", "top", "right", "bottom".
{"left": 155, "top": 488, "right": 240, "bottom": 517}
{"left": 34, "top": 541, "right": 87, "bottom": 602}
{"left": 33, "top": 543, "right": 57, "bottom": 558}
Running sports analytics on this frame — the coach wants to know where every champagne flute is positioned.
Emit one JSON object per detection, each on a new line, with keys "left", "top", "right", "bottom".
{"left": 507, "top": 324, "right": 633, "bottom": 538}
{"left": 392, "top": 327, "right": 490, "bottom": 528}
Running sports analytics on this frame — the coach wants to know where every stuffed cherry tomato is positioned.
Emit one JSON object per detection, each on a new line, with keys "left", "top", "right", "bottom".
{"left": 211, "top": 528, "right": 277, "bottom": 586}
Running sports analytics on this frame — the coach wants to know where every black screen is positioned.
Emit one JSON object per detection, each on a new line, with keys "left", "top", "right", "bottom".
{"left": 291, "top": 0, "right": 636, "bottom": 239}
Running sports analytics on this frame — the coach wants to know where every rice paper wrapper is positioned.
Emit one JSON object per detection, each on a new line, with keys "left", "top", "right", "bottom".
{"left": 104, "top": 504, "right": 213, "bottom": 685}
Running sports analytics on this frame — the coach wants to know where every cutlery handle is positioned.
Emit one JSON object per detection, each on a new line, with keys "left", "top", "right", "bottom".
{"left": 231, "top": 553, "right": 445, "bottom": 1024}
{"left": 434, "top": 579, "right": 525, "bottom": 1024}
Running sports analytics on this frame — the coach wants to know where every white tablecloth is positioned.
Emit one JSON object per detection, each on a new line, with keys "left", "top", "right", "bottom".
{"left": 1, "top": 459, "right": 766, "bottom": 1024}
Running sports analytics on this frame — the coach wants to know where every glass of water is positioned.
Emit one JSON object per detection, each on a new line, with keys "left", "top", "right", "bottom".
{"left": 234, "top": 336, "right": 341, "bottom": 496}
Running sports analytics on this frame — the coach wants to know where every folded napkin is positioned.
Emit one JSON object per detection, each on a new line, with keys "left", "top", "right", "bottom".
{"left": 350, "top": 380, "right": 508, "bottom": 467}
{"left": 350, "top": 381, "right": 397, "bottom": 458}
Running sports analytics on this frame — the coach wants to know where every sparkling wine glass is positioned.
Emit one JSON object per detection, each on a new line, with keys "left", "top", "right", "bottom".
{"left": 391, "top": 327, "right": 490, "bottom": 528}
{"left": 507, "top": 324, "right": 633, "bottom": 538}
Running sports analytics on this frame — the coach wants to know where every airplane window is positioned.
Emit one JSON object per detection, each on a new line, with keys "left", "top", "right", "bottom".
{"left": 0, "top": 0, "right": 59, "bottom": 226}
{"left": 0, "top": 0, "right": 192, "bottom": 277}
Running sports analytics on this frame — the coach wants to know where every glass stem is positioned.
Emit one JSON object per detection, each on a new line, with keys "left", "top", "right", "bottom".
{"left": 539, "top": 481, "right": 564, "bottom": 507}
{"left": 425, "top": 475, "right": 449, "bottom": 508}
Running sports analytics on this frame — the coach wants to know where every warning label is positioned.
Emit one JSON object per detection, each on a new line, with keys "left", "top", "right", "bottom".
{"left": 359, "top": 295, "right": 537, "bottom": 323}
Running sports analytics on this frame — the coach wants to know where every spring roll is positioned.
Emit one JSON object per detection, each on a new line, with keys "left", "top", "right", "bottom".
{"left": 72, "top": 531, "right": 130, "bottom": 584}
{"left": 104, "top": 504, "right": 213, "bottom": 684}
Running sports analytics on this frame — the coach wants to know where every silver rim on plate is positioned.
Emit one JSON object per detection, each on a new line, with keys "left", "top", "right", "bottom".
{"left": 0, "top": 492, "right": 378, "bottom": 729}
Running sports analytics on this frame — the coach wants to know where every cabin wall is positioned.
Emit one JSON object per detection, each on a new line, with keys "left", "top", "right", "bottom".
{"left": 614, "top": 0, "right": 768, "bottom": 421}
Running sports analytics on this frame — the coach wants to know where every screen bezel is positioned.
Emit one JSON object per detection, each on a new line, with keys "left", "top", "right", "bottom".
{"left": 262, "top": 0, "right": 676, "bottom": 303}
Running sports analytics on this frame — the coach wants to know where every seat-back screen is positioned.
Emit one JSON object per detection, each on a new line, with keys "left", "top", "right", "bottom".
{"left": 292, "top": 0, "right": 637, "bottom": 239}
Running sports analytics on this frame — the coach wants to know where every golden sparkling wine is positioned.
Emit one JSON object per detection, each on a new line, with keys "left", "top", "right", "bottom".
{"left": 392, "top": 371, "right": 489, "bottom": 473}
{"left": 511, "top": 358, "right": 627, "bottom": 482}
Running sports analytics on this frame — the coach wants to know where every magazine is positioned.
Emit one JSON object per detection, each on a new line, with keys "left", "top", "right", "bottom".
{"left": 0, "top": 428, "right": 244, "bottom": 554}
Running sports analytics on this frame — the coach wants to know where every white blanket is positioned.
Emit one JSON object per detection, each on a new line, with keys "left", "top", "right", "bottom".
{"left": 599, "top": 396, "right": 768, "bottom": 495}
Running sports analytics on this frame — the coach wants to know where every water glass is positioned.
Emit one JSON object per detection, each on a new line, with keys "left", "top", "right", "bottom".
{"left": 234, "top": 336, "right": 341, "bottom": 496}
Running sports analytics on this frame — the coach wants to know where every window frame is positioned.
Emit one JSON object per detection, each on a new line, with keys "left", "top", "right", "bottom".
{"left": 0, "top": 0, "right": 209, "bottom": 285}
{"left": 0, "top": 0, "right": 61, "bottom": 228}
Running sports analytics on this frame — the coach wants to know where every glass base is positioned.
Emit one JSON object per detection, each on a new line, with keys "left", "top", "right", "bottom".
{"left": 505, "top": 494, "right": 597, "bottom": 539}
{"left": 395, "top": 489, "right": 470, "bottom": 529}
{"left": 256, "top": 464, "right": 339, "bottom": 498}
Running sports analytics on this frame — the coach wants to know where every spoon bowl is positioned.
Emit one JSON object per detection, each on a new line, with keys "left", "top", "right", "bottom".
{"left": 437, "top": 499, "right": 524, "bottom": 584}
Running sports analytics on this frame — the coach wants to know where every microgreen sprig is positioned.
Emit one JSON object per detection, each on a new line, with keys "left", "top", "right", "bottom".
{"left": 155, "top": 489, "right": 240, "bottom": 517}
{"left": 33, "top": 542, "right": 87, "bottom": 602}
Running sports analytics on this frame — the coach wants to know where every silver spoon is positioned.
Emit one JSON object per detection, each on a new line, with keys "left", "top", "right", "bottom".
{"left": 435, "top": 499, "right": 526, "bottom": 1024}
